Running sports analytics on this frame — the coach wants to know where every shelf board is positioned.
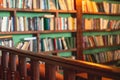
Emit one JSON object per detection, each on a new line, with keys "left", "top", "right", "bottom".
{"left": 83, "top": 29, "right": 120, "bottom": 32}
{"left": 0, "top": 8, "right": 77, "bottom": 13}
{"left": 83, "top": 12, "right": 120, "bottom": 16}
{"left": 84, "top": 44, "right": 120, "bottom": 51}
{"left": 0, "top": 31, "right": 38, "bottom": 35}
{"left": 40, "top": 48, "right": 77, "bottom": 54}
{"left": 0, "top": 30, "right": 76, "bottom": 35}
{"left": 39, "top": 30, "right": 76, "bottom": 33}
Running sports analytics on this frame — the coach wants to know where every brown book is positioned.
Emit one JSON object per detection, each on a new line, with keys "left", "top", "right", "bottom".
{"left": 0, "top": 35, "right": 12, "bottom": 39}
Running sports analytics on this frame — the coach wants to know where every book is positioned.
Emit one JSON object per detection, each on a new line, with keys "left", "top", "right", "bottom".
{"left": 92, "top": 1, "right": 98, "bottom": 13}
{"left": 0, "top": 35, "right": 14, "bottom": 47}
{"left": 0, "top": 35, "right": 12, "bottom": 39}
{"left": 0, "top": 0, "right": 3, "bottom": 8}
{"left": 33, "top": 0, "right": 37, "bottom": 9}
{"left": 65, "top": 37, "right": 71, "bottom": 49}
{"left": 58, "top": 0, "right": 67, "bottom": 10}
{"left": 49, "top": 0, "right": 56, "bottom": 10}
{"left": 1, "top": 17, "right": 8, "bottom": 32}
{"left": 43, "top": 15, "right": 54, "bottom": 30}
{"left": 21, "top": 41, "right": 30, "bottom": 50}
{"left": 103, "top": 1, "right": 110, "bottom": 13}
{"left": 65, "top": 0, "right": 72, "bottom": 10}
{"left": 61, "top": 37, "right": 68, "bottom": 50}
{"left": 84, "top": 18, "right": 92, "bottom": 30}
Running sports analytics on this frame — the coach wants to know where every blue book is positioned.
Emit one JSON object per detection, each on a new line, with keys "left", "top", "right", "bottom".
{"left": 44, "top": 18, "right": 50, "bottom": 30}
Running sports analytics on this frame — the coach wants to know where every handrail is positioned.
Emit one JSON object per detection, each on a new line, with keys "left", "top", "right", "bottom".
{"left": 0, "top": 46, "right": 120, "bottom": 80}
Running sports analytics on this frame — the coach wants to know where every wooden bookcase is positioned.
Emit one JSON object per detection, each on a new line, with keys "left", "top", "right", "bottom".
{"left": 0, "top": 0, "right": 82, "bottom": 59}
{"left": 82, "top": 0, "right": 120, "bottom": 64}
{"left": 1, "top": 0, "right": 120, "bottom": 64}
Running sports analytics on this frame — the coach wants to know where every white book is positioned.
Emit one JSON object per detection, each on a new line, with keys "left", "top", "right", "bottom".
{"left": 64, "top": 18, "right": 68, "bottom": 30}
{"left": 44, "top": 14, "right": 54, "bottom": 18}
{"left": 43, "top": 38, "right": 49, "bottom": 51}
{"left": 19, "top": 17, "right": 24, "bottom": 31}
{"left": 1, "top": 17, "right": 8, "bottom": 32}
{"left": 49, "top": 0, "right": 56, "bottom": 10}
{"left": 40, "top": 17, "right": 44, "bottom": 31}
{"left": 23, "top": 37, "right": 36, "bottom": 40}
{"left": 9, "top": 39, "right": 13, "bottom": 47}
{"left": 27, "top": 0, "right": 32, "bottom": 9}
{"left": 61, "top": 37, "right": 68, "bottom": 50}
{"left": 48, "top": 38, "right": 54, "bottom": 51}
{"left": 40, "top": 0, "right": 44, "bottom": 9}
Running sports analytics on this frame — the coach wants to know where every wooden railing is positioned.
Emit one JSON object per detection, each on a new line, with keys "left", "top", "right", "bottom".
{"left": 0, "top": 46, "right": 120, "bottom": 80}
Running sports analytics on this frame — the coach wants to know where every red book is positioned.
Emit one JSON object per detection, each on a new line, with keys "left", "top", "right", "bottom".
{"left": 0, "top": 0, "right": 3, "bottom": 8}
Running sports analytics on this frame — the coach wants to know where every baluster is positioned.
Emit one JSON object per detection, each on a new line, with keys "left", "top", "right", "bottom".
{"left": 45, "top": 64, "right": 56, "bottom": 80}
{"left": 63, "top": 68, "right": 76, "bottom": 80}
{"left": 9, "top": 53, "right": 16, "bottom": 80}
{"left": 88, "top": 74, "right": 102, "bottom": 80}
{"left": 1, "top": 51, "right": 8, "bottom": 80}
{"left": 19, "top": 56, "right": 27, "bottom": 80}
{"left": 31, "top": 59, "right": 40, "bottom": 80}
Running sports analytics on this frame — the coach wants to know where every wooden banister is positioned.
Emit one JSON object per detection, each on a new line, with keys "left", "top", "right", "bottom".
{"left": 0, "top": 46, "right": 120, "bottom": 80}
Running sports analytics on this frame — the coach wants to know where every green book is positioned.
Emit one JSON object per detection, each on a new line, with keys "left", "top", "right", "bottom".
{"left": 65, "top": 37, "right": 71, "bottom": 49}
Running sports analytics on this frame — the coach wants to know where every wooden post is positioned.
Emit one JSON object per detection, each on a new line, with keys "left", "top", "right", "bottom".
{"left": 9, "top": 53, "right": 16, "bottom": 80}
{"left": 19, "top": 56, "right": 27, "bottom": 80}
{"left": 88, "top": 74, "right": 102, "bottom": 80}
{"left": 45, "top": 64, "right": 56, "bottom": 80}
{"left": 1, "top": 51, "right": 8, "bottom": 80}
{"left": 64, "top": 68, "right": 76, "bottom": 80}
{"left": 31, "top": 59, "right": 40, "bottom": 80}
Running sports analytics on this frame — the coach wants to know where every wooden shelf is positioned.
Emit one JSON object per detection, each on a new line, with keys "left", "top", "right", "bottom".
{"left": 0, "top": 0, "right": 80, "bottom": 60}
{"left": 0, "top": 30, "right": 76, "bottom": 35}
{"left": 0, "top": 8, "right": 77, "bottom": 13}
{"left": 39, "top": 30, "right": 76, "bottom": 33}
{"left": 83, "top": 29, "right": 120, "bottom": 32}
{"left": 84, "top": 44, "right": 120, "bottom": 51}
{"left": 83, "top": 12, "right": 120, "bottom": 16}
{"left": 40, "top": 48, "right": 77, "bottom": 54}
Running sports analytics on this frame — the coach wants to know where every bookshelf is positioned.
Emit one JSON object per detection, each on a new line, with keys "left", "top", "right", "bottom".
{"left": 82, "top": 0, "right": 120, "bottom": 64}
{"left": 0, "top": 0, "right": 80, "bottom": 59}
{"left": 2, "top": 0, "right": 120, "bottom": 64}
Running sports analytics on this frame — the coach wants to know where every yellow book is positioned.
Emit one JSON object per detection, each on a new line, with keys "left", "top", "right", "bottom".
{"left": 85, "top": 18, "right": 92, "bottom": 30}
{"left": 65, "top": 0, "right": 72, "bottom": 10}
{"left": 82, "top": 0, "right": 87, "bottom": 12}
{"left": 49, "top": 0, "right": 56, "bottom": 10}
{"left": 68, "top": 17, "right": 73, "bottom": 30}
{"left": 33, "top": 0, "right": 37, "bottom": 9}
{"left": 21, "top": 41, "right": 30, "bottom": 50}
{"left": 86, "top": 0, "right": 93, "bottom": 12}
{"left": 58, "top": 0, "right": 67, "bottom": 10}
{"left": 0, "top": 35, "right": 12, "bottom": 39}
{"left": 92, "top": 1, "right": 98, "bottom": 13}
